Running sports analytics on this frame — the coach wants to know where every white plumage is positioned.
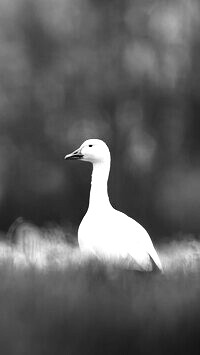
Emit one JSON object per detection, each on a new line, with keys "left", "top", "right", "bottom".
{"left": 65, "top": 139, "right": 162, "bottom": 271}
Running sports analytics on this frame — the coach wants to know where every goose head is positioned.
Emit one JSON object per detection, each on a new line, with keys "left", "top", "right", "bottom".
{"left": 64, "top": 139, "right": 110, "bottom": 164}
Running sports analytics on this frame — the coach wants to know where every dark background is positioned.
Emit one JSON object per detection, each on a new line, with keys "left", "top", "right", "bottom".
{"left": 0, "top": 0, "right": 200, "bottom": 239}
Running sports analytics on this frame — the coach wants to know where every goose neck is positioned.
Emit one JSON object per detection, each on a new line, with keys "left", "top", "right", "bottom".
{"left": 89, "top": 161, "right": 110, "bottom": 208}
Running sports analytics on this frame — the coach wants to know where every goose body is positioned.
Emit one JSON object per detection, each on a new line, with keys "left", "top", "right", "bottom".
{"left": 65, "top": 139, "right": 162, "bottom": 271}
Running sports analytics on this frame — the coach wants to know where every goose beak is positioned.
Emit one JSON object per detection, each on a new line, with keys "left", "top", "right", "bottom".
{"left": 64, "top": 148, "right": 83, "bottom": 160}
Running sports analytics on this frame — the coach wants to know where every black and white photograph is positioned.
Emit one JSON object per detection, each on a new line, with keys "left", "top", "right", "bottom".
{"left": 0, "top": 1, "right": 200, "bottom": 354}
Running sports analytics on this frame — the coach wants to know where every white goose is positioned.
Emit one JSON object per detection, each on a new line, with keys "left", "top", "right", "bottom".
{"left": 65, "top": 139, "right": 162, "bottom": 272}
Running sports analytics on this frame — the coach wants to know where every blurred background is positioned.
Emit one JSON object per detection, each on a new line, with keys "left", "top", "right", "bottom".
{"left": 0, "top": 0, "right": 200, "bottom": 240}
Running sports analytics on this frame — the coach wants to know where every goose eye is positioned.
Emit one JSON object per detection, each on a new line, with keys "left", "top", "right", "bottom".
{"left": 89, "top": 144, "right": 93, "bottom": 147}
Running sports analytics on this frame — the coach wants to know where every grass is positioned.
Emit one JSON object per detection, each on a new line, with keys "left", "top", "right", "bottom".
{"left": 0, "top": 223, "right": 200, "bottom": 354}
